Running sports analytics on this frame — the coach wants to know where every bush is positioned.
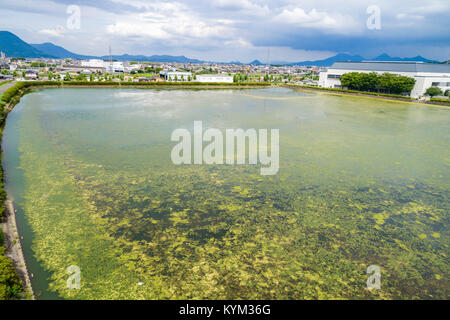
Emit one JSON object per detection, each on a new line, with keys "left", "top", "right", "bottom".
{"left": 425, "top": 86, "right": 443, "bottom": 97}
{"left": 0, "top": 231, "right": 23, "bottom": 300}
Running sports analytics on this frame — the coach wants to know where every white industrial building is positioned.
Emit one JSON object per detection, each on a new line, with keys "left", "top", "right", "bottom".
{"left": 106, "top": 61, "right": 124, "bottom": 73}
{"left": 196, "top": 74, "right": 234, "bottom": 83}
{"left": 81, "top": 59, "right": 105, "bottom": 68}
{"left": 319, "top": 61, "right": 450, "bottom": 98}
{"left": 160, "top": 70, "right": 192, "bottom": 81}
{"left": 81, "top": 59, "right": 124, "bottom": 73}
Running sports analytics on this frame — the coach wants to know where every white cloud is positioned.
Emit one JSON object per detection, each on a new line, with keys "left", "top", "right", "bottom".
{"left": 106, "top": 22, "right": 169, "bottom": 39}
{"left": 211, "top": 0, "right": 269, "bottom": 16}
{"left": 409, "top": 1, "right": 450, "bottom": 14}
{"left": 106, "top": 2, "right": 235, "bottom": 40}
{"left": 224, "top": 38, "right": 253, "bottom": 48}
{"left": 38, "top": 25, "right": 65, "bottom": 37}
{"left": 396, "top": 13, "right": 424, "bottom": 20}
{"left": 273, "top": 7, "right": 359, "bottom": 33}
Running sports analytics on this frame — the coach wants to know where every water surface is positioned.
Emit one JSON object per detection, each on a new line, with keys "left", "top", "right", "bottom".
{"left": 3, "top": 87, "right": 449, "bottom": 299}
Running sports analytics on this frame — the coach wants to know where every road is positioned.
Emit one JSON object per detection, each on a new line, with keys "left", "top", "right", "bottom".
{"left": 0, "top": 81, "right": 16, "bottom": 96}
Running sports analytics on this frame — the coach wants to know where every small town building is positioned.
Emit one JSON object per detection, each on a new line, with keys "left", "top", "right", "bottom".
{"left": 81, "top": 59, "right": 105, "bottom": 68}
{"left": 160, "top": 70, "right": 192, "bottom": 81}
{"left": 24, "top": 70, "right": 39, "bottom": 80}
{"left": 196, "top": 74, "right": 234, "bottom": 83}
{"left": 106, "top": 61, "right": 125, "bottom": 74}
{"left": 0, "top": 74, "right": 13, "bottom": 80}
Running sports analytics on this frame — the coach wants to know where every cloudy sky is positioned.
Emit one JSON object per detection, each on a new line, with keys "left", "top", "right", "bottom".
{"left": 1, "top": 0, "right": 449, "bottom": 62}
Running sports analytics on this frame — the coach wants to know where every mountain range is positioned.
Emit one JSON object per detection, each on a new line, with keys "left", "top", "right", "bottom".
{"left": 0, "top": 30, "right": 441, "bottom": 66}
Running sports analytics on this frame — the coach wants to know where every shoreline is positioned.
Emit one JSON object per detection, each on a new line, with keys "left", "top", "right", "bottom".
{"left": 3, "top": 81, "right": 449, "bottom": 109}
{"left": 0, "top": 200, "right": 35, "bottom": 299}
{"left": 281, "top": 84, "right": 450, "bottom": 107}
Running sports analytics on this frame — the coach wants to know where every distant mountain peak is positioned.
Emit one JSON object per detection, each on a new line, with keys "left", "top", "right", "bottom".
{"left": 0, "top": 30, "right": 55, "bottom": 58}
{"left": 370, "top": 53, "right": 436, "bottom": 63}
{"left": 249, "top": 59, "right": 263, "bottom": 65}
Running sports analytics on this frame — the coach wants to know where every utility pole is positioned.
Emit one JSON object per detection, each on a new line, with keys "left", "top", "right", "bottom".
{"left": 109, "top": 45, "right": 113, "bottom": 74}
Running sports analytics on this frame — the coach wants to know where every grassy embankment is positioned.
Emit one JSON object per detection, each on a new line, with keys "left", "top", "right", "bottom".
{"left": 0, "top": 81, "right": 24, "bottom": 300}
{"left": 283, "top": 84, "right": 416, "bottom": 101}
{"left": 429, "top": 97, "right": 450, "bottom": 105}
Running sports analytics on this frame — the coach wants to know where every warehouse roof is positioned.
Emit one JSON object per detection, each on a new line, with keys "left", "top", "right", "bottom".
{"left": 330, "top": 61, "right": 450, "bottom": 73}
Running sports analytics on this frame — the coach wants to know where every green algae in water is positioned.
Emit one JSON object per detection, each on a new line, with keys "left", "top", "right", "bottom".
{"left": 5, "top": 87, "right": 450, "bottom": 299}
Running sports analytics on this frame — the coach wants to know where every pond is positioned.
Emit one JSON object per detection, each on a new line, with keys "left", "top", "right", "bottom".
{"left": 2, "top": 87, "right": 449, "bottom": 299}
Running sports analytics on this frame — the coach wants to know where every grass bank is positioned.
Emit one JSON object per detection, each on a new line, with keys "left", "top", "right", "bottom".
{"left": 0, "top": 113, "right": 24, "bottom": 300}
{"left": 429, "top": 97, "right": 450, "bottom": 106}
{"left": 281, "top": 84, "right": 450, "bottom": 107}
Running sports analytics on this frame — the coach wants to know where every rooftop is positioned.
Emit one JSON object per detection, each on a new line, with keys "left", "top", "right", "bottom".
{"left": 330, "top": 61, "right": 450, "bottom": 73}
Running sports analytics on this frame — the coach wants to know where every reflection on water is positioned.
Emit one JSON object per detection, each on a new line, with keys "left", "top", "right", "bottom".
{"left": 3, "top": 87, "right": 449, "bottom": 299}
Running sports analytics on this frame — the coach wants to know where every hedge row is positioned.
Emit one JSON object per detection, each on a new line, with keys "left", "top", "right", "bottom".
{"left": 430, "top": 98, "right": 450, "bottom": 104}
{"left": 21, "top": 80, "right": 272, "bottom": 87}
{"left": 285, "top": 84, "right": 414, "bottom": 100}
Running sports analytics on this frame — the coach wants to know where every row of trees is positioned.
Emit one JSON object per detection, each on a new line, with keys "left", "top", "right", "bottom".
{"left": 340, "top": 72, "right": 416, "bottom": 94}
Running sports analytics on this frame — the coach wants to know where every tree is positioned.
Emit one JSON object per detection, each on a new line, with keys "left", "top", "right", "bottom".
{"left": 64, "top": 72, "right": 72, "bottom": 81}
{"left": 75, "top": 73, "right": 87, "bottom": 81}
{"left": 425, "top": 86, "right": 443, "bottom": 97}
{"left": 340, "top": 72, "right": 358, "bottom": 89}
{"left": 444, "top": 90, "right": 449, "bottom": 97}
{"left": 341, "top": 72, "right": 415, "bottom": 94}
